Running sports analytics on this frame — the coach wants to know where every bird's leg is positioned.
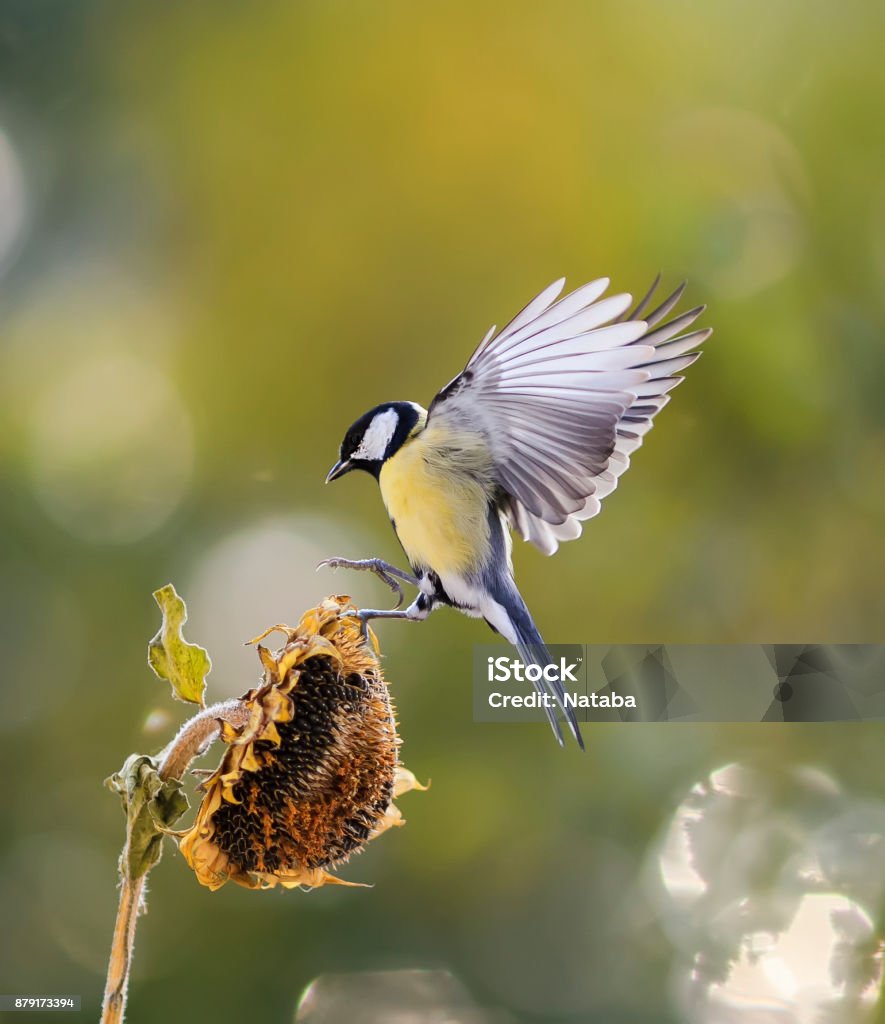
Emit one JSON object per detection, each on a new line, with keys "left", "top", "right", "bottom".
{"left": 317, "top": 556, "right": 419, "bottom": 610}
{"left": 355, "top": 593, "right": 435, "bottom": 639}
{"left": 318, "top": 557, "right": 435, "bottom": 638}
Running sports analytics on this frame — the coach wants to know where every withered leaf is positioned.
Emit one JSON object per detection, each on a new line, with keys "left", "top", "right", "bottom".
{"left": 106, "top": 754, "right": 189, "bottom": 880}
{"left": 148, "top": 583, "right": 211, "bottom": 706}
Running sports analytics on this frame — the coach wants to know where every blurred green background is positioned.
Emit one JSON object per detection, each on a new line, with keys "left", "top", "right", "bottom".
{"left": 2, "top": 1, "right": 885, "bottom": 1021}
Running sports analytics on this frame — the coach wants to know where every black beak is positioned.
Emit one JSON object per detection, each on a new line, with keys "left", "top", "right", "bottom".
{"left": 325, "top": 459, "right": 352, "bottom": 483}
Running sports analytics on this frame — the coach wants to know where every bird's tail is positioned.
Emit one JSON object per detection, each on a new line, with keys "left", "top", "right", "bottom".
{"left": 502, "top": 590, "right": 585, "bottom": 750}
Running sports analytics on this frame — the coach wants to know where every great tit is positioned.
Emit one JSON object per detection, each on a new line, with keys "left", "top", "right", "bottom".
{"left": 324, "top": 274, "right": 711, "bottom": 747}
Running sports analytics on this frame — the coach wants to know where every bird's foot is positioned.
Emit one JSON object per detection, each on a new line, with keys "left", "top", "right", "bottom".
{"left": 355, "top": 605, "right": 426, "bottom": 640}
{"left": 317, "top": 556, "right": 418, "bottom": 610}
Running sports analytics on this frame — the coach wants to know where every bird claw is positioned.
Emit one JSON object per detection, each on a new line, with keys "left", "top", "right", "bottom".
{"left": 355, "top": 608, "right": 373, "bottom": 641}
{"left": 317, "top": 557, "right": 413, "bottom": 610}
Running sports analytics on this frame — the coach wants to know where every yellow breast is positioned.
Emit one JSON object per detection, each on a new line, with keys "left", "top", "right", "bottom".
{"left": 379, "top": 423, "right": 493, "bottom": 577}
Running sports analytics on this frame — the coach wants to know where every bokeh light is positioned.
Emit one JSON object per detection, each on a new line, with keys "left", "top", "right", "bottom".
{"left": 28, "top": 354, "right": 193, "bottom": 544}
{"left": 184, "top": 514, "right": 377, "bottom": 699}
{"left": 649, "top": 762, "right": 885, "bottom": 1023}
{"left": 0, "top": 123, "right": 27, "bottom": 275}
{"left": 658, "top": 107, "right": 808, "bottom": 300}
{"left": 295, "top": 969, "right": 510, "bottom": 1024}
{"left": 685, "top": 892, "right": 882, "bottom": 1023}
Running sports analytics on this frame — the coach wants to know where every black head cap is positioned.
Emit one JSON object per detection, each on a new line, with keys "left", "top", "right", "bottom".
{"left": 326, "top": 402, "right": 425, "bottom": 482}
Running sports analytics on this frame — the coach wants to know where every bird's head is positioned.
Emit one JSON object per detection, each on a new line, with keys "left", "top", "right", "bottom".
{"left": 326, "top": 401, "right": 427, "bottom": 482}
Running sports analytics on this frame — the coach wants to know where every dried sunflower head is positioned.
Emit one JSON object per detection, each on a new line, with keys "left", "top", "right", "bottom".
{"left": 178, "top": 596, "right": 424, "bottom": 891}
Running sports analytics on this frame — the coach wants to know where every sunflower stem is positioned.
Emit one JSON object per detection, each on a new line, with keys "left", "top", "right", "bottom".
{"left": 100, "top": 700, "right": 249, "bottom": 1023}
{"left": 100, "top": 875, "right": 145, "bottom": 1024}
{"left": 157, "top": 699, "right": 250, "bottom": 781}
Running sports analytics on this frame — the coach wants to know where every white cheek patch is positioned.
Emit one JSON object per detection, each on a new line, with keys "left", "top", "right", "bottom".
{"left": 355, "top": 408, "right": 399, "bottom": 460}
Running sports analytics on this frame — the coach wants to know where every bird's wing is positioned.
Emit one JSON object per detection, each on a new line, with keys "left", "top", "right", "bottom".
{"left": 427, "top": 275, "right": 712, "bottom": 555}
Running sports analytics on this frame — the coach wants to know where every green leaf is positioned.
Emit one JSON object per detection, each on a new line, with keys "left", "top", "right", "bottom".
{"left": 106, "top": 754, "right": 190, "bottom": 880}
{"left": 148, "top": 583, "right": 211, "bottom": 706}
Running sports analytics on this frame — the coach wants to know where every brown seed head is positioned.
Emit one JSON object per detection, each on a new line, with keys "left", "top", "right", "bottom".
{"left": 178, "top": 596, "right": 424, "bottom": 891}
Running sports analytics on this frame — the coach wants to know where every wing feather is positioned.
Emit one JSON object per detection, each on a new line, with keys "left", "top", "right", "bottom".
{"left": 475, "top": 294, "right": 636, "bottom": 365}
{"left": 428, "top": 275, "right": 711, "bottom": 554}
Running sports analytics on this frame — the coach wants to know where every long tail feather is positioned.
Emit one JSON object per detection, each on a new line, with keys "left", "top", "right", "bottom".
{"left": 500, "top": 590, "right": 585, "bottom": 750}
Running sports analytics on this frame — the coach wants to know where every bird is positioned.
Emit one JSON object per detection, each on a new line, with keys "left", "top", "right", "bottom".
{"left": 323, "top": 274, "right": 712, "bottom": 748}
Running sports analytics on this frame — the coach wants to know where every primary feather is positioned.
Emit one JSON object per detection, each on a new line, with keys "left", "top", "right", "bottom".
{"left": 428, "top": 275, "right": 711, "bottom": 555}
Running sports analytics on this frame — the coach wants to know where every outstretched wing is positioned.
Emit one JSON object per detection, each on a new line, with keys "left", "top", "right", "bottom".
{"left": 427, "top": 275, "right": 712, "bottom": 555}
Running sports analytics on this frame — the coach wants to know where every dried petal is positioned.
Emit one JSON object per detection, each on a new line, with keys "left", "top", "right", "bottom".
{"left": 178, "top": 596, "right": 421, "bottom": 891}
